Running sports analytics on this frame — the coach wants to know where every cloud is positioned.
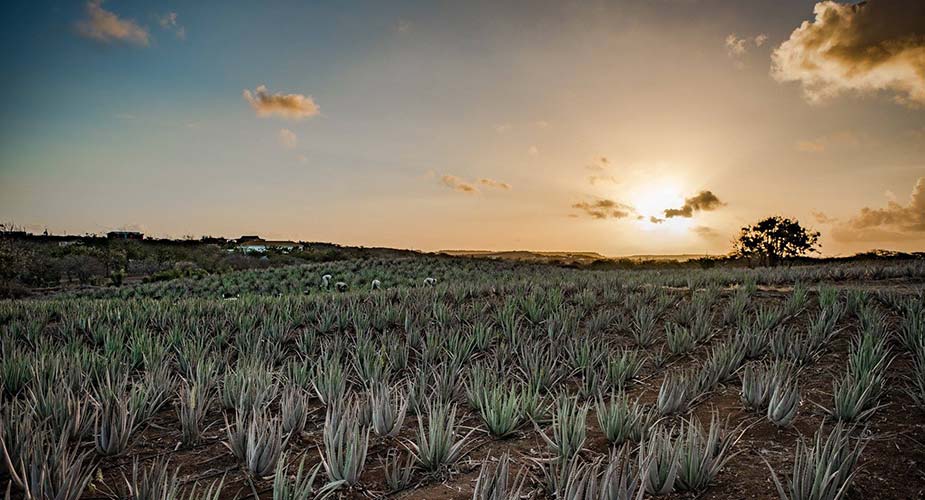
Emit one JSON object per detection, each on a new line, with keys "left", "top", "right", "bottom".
{"left": 771, "top": 0, "right": 925, "bottom": 108}
{"left": 438, "top": 175, "right": 511, "bottom": 194}
{"left": 478, "top": 178, "right": 512, "bottom": 190}
{"left": 837, "top": 178, "right": 925, "bottom": 241}
{"left": 725, "top": 35, "right": 747, "bottom": 57}
{"left": 278, "top": 128, "right": 297, "bottom": 149}
{"left": 589, "top": 175, "right": 618, "bottom": 185}
{"left": 664, "top": 191, "right": 724, "bottom": 218}
{"left": 795, "top": 130, "right": 865, "bottom": 153}
{"left": 586, "top": 157, "right": 616, "bottom": 184}
{"left": 158, "top": 12, "right": 186, "bottom": 39}
{"left": 441, "top": 175, "right": 478, "bottom": 194}
{"left": 76, "top": 0, "right": 149, "bottom": 46}
{"left": 692, "top": 225, "right": 719, "bottom": 238}
{"left": 243, "top": 85, "right": 320, "bottom": 119}
{"left": 586, "top": 156, "right": 609, "bottom": 171}
{"left": 813, "top": 210, "right": 838, "bottom": 224}
{"left": 572, "top": 199, "right": 634, "bottom": 220}
{"left": 796, "top": 140, "right": 827, "bottom": 153}
{"left": 725, "top": 33, "right": 769, "bottom": 67}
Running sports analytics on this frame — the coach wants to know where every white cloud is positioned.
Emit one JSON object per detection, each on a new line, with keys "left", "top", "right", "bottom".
{"left": 75, "top": 0, "right": 149, "bottom": 46}
{"left": 243, "top": 85, "right": 320, "bottom": 119}
{"left": 279, "top": 128, "right": 297, "bottom": 148}
{"left": 158, "top": 12, "right": 186, "bottom": 39}
{"left": 772, "top": 0, "right": 925, "bottom": 108}
{"left": 725, "top": 33, "right": 769, "bottom": 68}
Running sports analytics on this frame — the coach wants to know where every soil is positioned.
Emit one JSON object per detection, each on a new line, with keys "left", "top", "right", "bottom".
{"left": 5, "top": 279, "right": 925, "bottom": 500}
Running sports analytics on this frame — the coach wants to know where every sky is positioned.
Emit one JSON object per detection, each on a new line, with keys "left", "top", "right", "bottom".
{"left": 1, "top": 0, "right": 923, "bottom": 256}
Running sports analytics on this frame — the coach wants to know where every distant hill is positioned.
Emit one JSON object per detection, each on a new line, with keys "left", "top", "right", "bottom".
{"left": 620, "top": 254, "right": 719, "bottom": 262}
{"left": 439, "top": 250, "right": 606, "bottom": 264}
{"left": 437, "top": 250, "right": 718, "bottom": 264}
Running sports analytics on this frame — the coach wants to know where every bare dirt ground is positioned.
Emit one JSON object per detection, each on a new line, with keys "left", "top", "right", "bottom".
{"left": 6, "top": 279, "right": 925, "bottom": 500}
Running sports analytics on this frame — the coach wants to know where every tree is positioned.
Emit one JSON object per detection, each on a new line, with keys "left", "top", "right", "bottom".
{"left": 733, "top": 216, "right": 820, "bottom": 266}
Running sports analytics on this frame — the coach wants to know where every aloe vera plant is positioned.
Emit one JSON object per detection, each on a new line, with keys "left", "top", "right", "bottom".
{"left": 537, "top": 393, "right": 589, "bottom": 461}
{"left": 225, "top": 407, "right": 288, "bottom": 478}
{"left": 595, "top": 393, "right": 653, "bottom": 445}
{"left": 675, "top": 412, "right": 744, "bottom": 492}
{"left": 472, "top": 451, "right": 527, "bottom": 500}
{"left": 409, "top": 399, "right": 473, "bottom": 472}
{"left": 767, "top": 378, "right": 801, "bottom": 427}
{"left": 475, "top": 383, "right": 523, "bottom": 438}
{"left": 320, "top": 398, "right": 369, "bottom": 486}
{"left": 369, "top": 382, "right": 408, "bottom": 438}
{"left": 765, "top": 423, "right": 866, "bottom": 500}
{"left": 639, "top": 426, "right": 679, "bottom": 495}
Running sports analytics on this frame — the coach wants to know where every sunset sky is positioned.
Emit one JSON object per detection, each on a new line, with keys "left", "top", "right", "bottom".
{"left": 1, "top": 0, "right": 923, "bottom": 256}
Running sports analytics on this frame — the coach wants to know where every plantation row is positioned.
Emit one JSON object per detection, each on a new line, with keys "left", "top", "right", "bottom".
{"left": 1, "top": 263, "right": 924, "bottom": 499}
{"left": 62, "top": 256, "right": 925, "bottom": 301}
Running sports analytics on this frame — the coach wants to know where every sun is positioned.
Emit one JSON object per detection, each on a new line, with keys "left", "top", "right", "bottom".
{"left": 627, "top": 182, "right": 692, "bottom": 232}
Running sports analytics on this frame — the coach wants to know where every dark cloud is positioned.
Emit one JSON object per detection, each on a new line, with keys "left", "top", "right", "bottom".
{"left": 478, "top": 178, "right": 512, "bottom": 190}
{"left": 439, "top": 175, "right": 511, "bottom": 194}
{"left": 572, "top": 199, "right": 634, "bottom": 219}
{"left": 664, "top": 191, "right": 724, "bottom": 218}
{"left": 772, "top": 0, "right": 925, "bottom": 108}
{"left": 836, "top": 178, "right": 925, "bottom": 241}
{"left": 586, "top": 157, "right": 609, "bottom": 171}
{"left": 441, "top": 175, "right": 478, "bottom": 194}
{"left": 649, "top": 216, "right": 665, "bottom": 224}
{"left": 243, "top": 85, "right": 320, "bottom": 119}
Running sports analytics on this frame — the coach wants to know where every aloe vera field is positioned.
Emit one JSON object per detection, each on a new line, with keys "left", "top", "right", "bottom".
{"left": 0, "top": 257, "right": 924, "bottom": 500}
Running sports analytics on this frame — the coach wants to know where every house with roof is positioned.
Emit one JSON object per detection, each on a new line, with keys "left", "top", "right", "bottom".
{"left": 107, "top": 231, "right": 144, "bottom": 240}
{"left": 235, "top": 236, "right": 303, "bottom": 254}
